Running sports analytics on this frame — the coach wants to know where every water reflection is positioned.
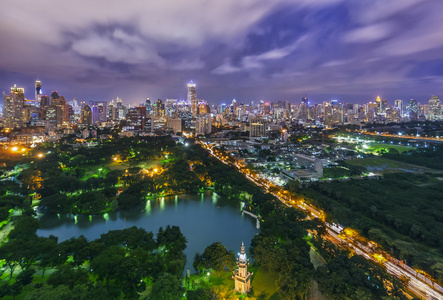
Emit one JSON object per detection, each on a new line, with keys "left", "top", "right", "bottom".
{"left": 37, "top": 192, "right": 258, "bottom": 273}
{"left": 145, "top": 200, "right": 151, "bottom": 215}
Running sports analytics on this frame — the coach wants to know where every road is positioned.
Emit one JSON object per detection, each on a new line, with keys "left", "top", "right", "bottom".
{"left": 360, "top": 131, "right": 443, "bottom": 143}
{"left": 197, "top": 140, "right": 443, "bottom": 300}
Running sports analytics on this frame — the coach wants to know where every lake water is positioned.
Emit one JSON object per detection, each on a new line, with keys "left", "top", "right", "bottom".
{"left": 37, "top": 192, "right": 259, "bottom": 273}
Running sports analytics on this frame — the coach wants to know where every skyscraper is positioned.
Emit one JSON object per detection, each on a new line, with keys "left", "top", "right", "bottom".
{"left": 156, "top": 99, "right": 164, "bottom": 117}
{"left": 428, "top": 95, "right": 441, "bottom": 120}
{"left": 40, "top": 95, "right": 50, "bottom": 107}
{"left": 405, "top": 99, "right": 419, "bottom": 119}
{"left": 89, "top": 101, "right": 107, "bottom": 124}
{"left": 375, "top": 96, "right": 382, "bottom": 113}
{"left": 80, "top": 104, "right": 92, "bottom": 125}
{"left": 35, "top": 80, "right": 42, "bottom": 107}
{"left": 187, "top": 81, "right": 197, "bottom": 116}
{"left": 3, "top": 84, "right": 26, "bottom": 129}
{"left": 394, "top": 99, "right": 403, "bottom": 116}
{"left": 146, "top": 98, "right": 152, "bottom": 116}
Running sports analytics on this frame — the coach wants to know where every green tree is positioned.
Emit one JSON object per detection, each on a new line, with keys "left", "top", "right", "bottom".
{"left": 150, "top": 273, "right": 185, "bottom": 300}
{"left": 194, "top": 242, "right": 235, "bottom": 273}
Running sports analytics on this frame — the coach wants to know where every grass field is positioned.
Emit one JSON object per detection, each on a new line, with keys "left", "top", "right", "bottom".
{"left": 368, "top": 143, "right": 415, "bottom": 154}
{"left": 251, "top": 266, "right": 280, "bottom": 299}
{"left": 79, "top": 159, "right": 162, "bottom": 181}
{"left": 346, "top": 157, "right": 434, "bottom": 174}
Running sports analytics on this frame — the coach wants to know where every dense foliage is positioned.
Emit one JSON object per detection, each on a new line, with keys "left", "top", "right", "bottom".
{"left": 0, "top": 219, "right": 187, "bottom": 299}
{"left": 302, "top": 172, "right": 443, "bottom": 283}
{"left": 382, "top": 144, "right": 443, "bottom": 170}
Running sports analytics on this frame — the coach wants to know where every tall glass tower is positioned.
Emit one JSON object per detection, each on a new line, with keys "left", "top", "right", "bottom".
{"left": 187, "top": 80, "right": 197, "bottom": 116}
{"left": 35, "top": 80, "right": 42, "bottom": 107}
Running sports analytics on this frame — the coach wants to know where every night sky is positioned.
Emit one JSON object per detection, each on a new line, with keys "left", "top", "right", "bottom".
{"left": 1, "top": 0, "right": 443, "bottom": 105}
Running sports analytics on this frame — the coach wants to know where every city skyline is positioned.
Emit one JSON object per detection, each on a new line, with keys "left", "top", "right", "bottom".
{"left": 1, "top": 0, "right": 443, "bottom": 104}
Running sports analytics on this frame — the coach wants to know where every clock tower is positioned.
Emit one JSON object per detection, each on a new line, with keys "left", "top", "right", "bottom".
{"left": 233, "top": 241, "right": 253, "bottom": 294}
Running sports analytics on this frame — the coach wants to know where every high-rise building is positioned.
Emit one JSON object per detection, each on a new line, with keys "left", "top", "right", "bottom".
{"left": 195, "top": 113, "right": 212, "bottom": 135}
{"left": 156, "top": 99, "right": 164, "bottom": 117}
{"left": 405, "top": 99, "right": 419, "bottom": 119}
{"left": 40, "top": 95, "right": 50, "bottom": 107}
{"left": 375, "top": 96, "right": 382, "bottom": 113}
{"left": 35, "top": 80, "right": 42, "bottom": 107}
{"left": 80, "top": 104, "right": 92, "bottom": 125}
{"left": 116, "top": 97, "right": 123, "bottom": 108}
{"left": 89, "top": 101, "right": 107, "bottom": 124}
{"left": 381, "top": 99, "right": 388, "bottom": 113}
{"left": 428, "top": 95, "right": 441, "bottom": 120}
{"left": 50, "top": 91, "right": 68, "bottom": 125}
{"left": 3, "top": 84, "right": 26, "bottom": 128}
{"left": 44, "top": 105, "right": 60, "bottom": 128}
{"left": 146, "top": 98, "right": 152, "bottom": 116}
{"left": 394, "top": 99, "right": 403, "bottom": 116}
{"left": 218, "top": 103, "right": 227, "bottom": 114}
{"left": 187, "top": 81, "right": 197, "bottom": 116}
{"left": 166, "top": 117, "right": 182, "bottom": 134}
{"left": 125, "top": 107, "right": 146, "bottom": 130}
{"left": 249, "top": 115, "right": 268, "bottom": 138}
{"left": 198, "top": 101, "right": 209, "bottom": 114}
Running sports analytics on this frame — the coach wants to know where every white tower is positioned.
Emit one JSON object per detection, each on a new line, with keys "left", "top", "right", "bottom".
{"left": 233, "top": 241, "right": 253, "bottom": 294}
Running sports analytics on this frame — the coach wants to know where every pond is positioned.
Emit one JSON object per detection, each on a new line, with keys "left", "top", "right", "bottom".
{"left": 37, "top": 192, "right": 259, "bottom": 273}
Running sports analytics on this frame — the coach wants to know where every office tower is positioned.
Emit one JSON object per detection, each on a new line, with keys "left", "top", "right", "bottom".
{"left": 394, "top": 99, "right": 403, "bottom": 116}
{"left": 198, "top": 101, "right": 209, "bottom": 114}
{"left": 80, "top": 104, "right": 92, "bottom": 125}
{"left": 381, "top": 99, "right": 388, "bottom": 113}
{"left": 116, "top": 97, "right": 123, "bottom": 108}
{"left": 146, "top": 98, "right": 152, "bottom": 116}
{"left": 89, "top": 101, "right": 107, "bottom": 124}
{"left": 375, "top": 96, "right": 382, "bottom": 113}
{"left": 51, "top": 91, "right": 59, "bottom": 104}
{"left": 155, "top": 99, "right": 164, "bottom": 117}
{"left": 40, "top": 95, "right": 50, "bottom": 107}
{"left": 428, "top": 96, "right": 441, "bottom": 120}
{"left": 195, "top": 114, "right": 212, "bottom": 135}
{"left": 125, "top": 107, "right": 146, "bottom": 130}
{"left": 45, "top": 105, "right": 60, "bottom": 128}
{"left": 299, "top": 96, "right": 309, "bottom": 121}
{"left": 405, "top": 99, "right": 419, "bottom": 119}
{"left": 187, "top": 81, "right": 197, "bottom": 116}
{"left": 35, "top": 80, "right": 42, "bottom": 107}
{"left": 166, "top": 117, "right": 182, "bottom": 134}
{"left": 67, "top": 105, "right": 74, "bottom": 123}
{"left": 3, "top": 84, "right": 26, "bottom": 128}
{"left": 50, "top": 91, "right": 68, "bottom": 125}
{"left": 263, "top": 102, "right": 271, "bottom": 115}
{"left": 165, "top": 99, "right": 177, "bottom": 117}
{"left": 218, "top": 103, "right": 227, "bottom": 114}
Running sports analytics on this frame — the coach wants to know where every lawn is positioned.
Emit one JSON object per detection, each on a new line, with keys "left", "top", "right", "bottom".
{"left": 368, "top": 143, "right": 415, "bottom": 154}
{"left": 78, "top": 159, "right": 162, "bottom": 181}
{"left": 346, "top": 157, "right": 434, "bottom": 174}
{"left": 251, "top": 266, "right": 280, "bottom": 300}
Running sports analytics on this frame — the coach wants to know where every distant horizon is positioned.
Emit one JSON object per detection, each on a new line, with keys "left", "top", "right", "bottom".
{"left": 1, "top": 78, "right": 441, "bottom": 107}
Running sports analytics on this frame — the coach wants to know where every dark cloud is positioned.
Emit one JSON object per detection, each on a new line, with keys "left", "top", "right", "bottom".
{"left": 1, "top": 0, "right": 442, "bottom": 105}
